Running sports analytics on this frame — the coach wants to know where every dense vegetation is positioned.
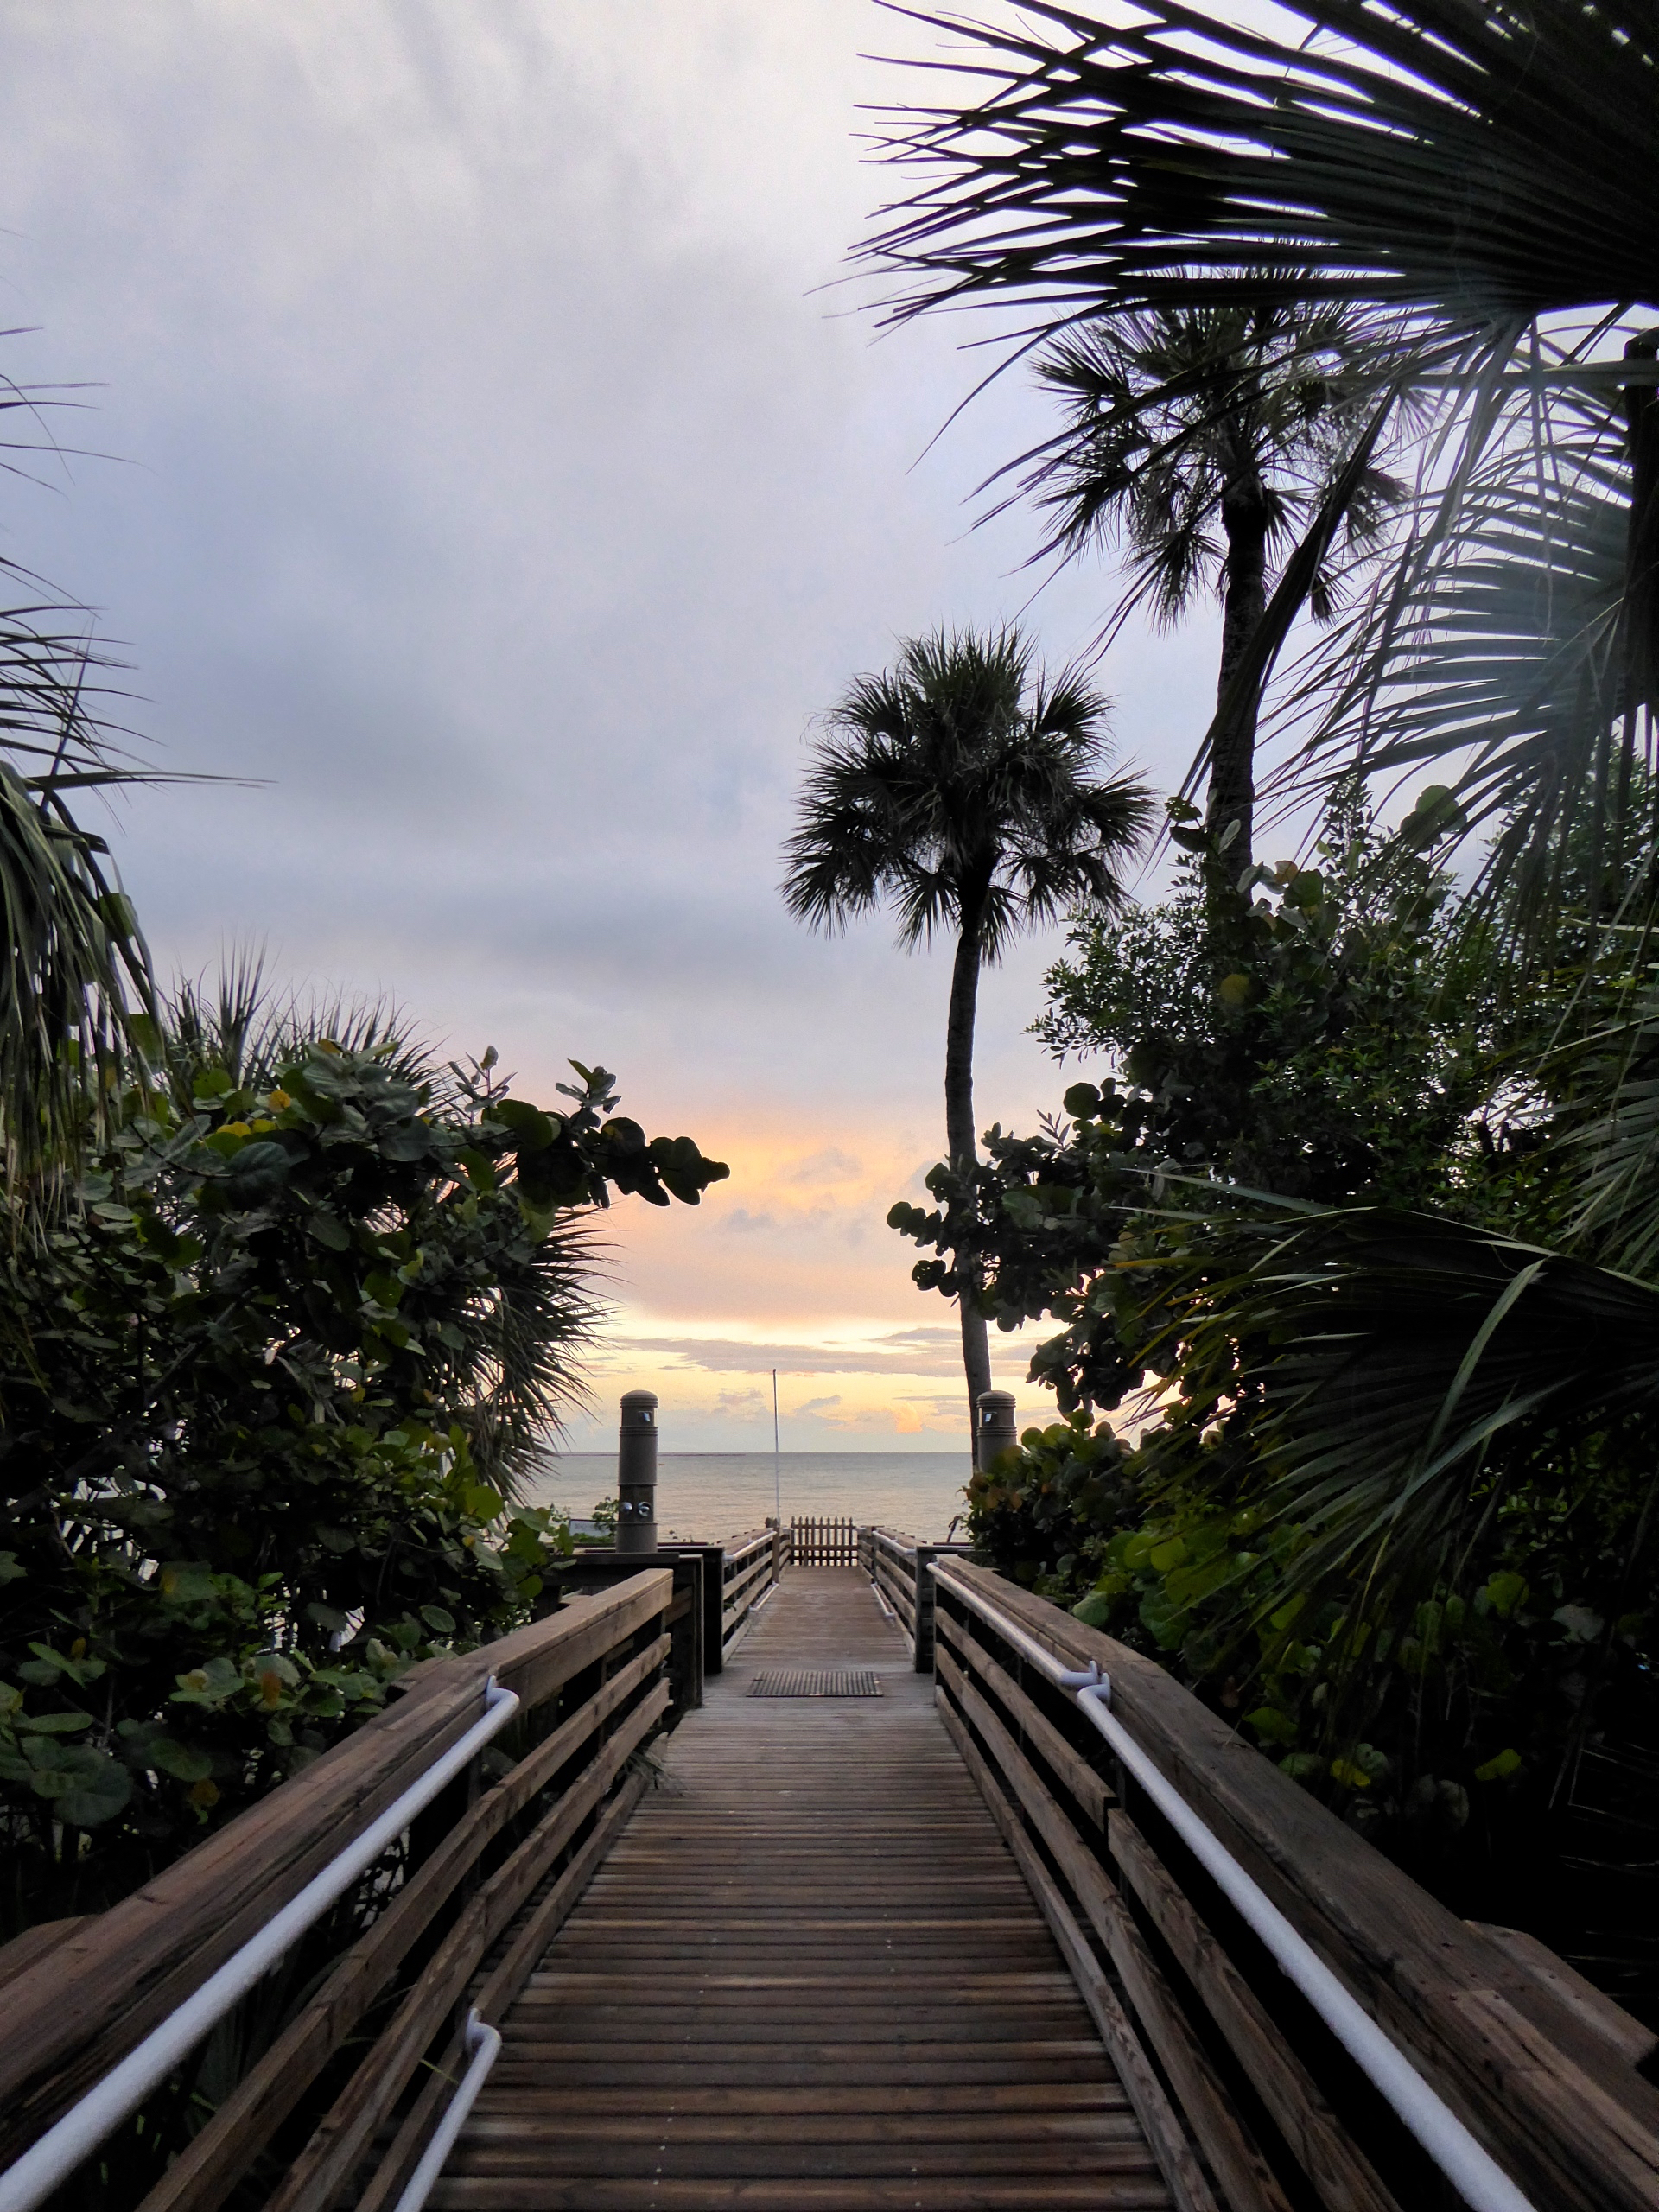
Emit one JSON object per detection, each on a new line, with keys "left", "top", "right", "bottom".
{"left": 894, "top": 802, "right": 1657, "bottom": 1997}
{"left": 0, "top": 980, "right": 726, "bottom": 1934}
{"left": 868, "top": 0, "right": 1659, "bottom": 2010}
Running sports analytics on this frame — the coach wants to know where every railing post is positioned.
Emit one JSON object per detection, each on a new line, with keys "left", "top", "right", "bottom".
{"left": 694, "top": 1542, "right": 726, "bottom": 1676}
{"left": 912, "top": 1546, "right": 938, "bottom": 1672}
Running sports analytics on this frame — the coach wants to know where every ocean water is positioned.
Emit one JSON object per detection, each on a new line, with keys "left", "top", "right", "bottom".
{"left": 524, "top": 1452, "right": 974, "bottom": 1546}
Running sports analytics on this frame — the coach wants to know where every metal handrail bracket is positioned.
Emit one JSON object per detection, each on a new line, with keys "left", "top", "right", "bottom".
{"left": 930, "top": 1564, "right": 1536, "bottom": 2212}
{"left": 0, "top": 1680, "right": 521, "bottom": 2212}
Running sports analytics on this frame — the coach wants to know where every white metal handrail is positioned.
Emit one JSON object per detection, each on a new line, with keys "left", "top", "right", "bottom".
{"left": 930, "top": 1565, "right": 1536, "bottom": 2212}
{"left": 392, "top": 2007, "right": 502, "bottom": 2212}
{"left": 0, "top": 1678, "right": 520, "bottom": 2212}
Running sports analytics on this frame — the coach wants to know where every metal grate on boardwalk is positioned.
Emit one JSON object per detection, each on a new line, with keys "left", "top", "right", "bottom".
{"left": 748, "top": 1666, "right": 882, "bottom": 1699}
{"left": 435, "top": 1567, "right": 1171, "bottom": 2211}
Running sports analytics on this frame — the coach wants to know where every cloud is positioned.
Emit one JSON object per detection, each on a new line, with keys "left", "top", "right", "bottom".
{"left": 779, "top": 1147, "right": 864, "bottom": 1184}
{"left": 711, "top": 1386, "right": 768, "bottom": 1416}
{"left": 620, "top": 1328, "right": 971, "bottom": 1377}
{"left": 0, "top": 0, "right": 1221, "bottom": 1459}
{"left": 791, "top": 1394, "right": 843, "bottom": 1417}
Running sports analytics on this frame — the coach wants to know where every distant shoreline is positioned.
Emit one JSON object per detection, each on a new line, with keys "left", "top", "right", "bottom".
{"left": 541, "top": 1448, "right": 974, "bottom": 1460}
{"left": 525, "top": 1449, "right": 975, "bottom": 1543}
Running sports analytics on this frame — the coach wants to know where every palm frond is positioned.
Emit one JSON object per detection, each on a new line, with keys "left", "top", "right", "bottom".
{"left": 1153, "top": 1198, "right": 1659, "bottom": 1600}
{"left": 162, "top": 954, "right": 425, "bottom": 1101}
{"left": 1277, "top": 427, "right": 1627, "bottom": 802}
{"left": 0, "top": 615, "right": 154, "bottom": 1187}
{"left": 860, "top": 3, "right": 1659, "bottom": 899}
{"left": 1547, "top": 969, "right": 1659, "bottom": 1280}
{"left": 448, "top": 1211, "right": 607, "bottom": 1491}
{"left": 862, "top": 1, "right": 1653, "bottom": 354}
{"left": 1261, "top": 370, "right": 1649, "bottom": 933}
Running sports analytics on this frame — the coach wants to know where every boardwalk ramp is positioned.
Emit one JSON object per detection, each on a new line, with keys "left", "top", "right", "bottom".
{"left": 441, "top": 1566, "right": 1170, "bottom": 2210}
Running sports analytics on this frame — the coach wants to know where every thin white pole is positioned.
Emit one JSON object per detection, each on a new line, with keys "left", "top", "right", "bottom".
{"left": 772, "top": 1368, "right": 781, "bottom": 1528}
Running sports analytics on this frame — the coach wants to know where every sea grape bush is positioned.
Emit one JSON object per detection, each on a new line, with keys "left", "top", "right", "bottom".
{"left": 0, "top": 1034, "right": 727, "bottom": 1927}
{"left": 965, "top": 1407, "right": 1655, "bottom": 1926}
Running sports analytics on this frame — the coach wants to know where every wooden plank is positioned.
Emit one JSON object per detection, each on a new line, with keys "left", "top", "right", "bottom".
{"left": 937, "top": 1608, "right": 1111, "bottom": 1828}
{"left": 1109, "top": 1813, "right": 1401, "bottom": 2212}
{"left": 0, "top": 1918, "right": 88, "bottom": 1993}
{"left": 1441, "top": 1985, "right": 1659, "bottom": 2209}
{"left": 1469, "top": 1923, "right": 1659, "bottom": 2069}
{"left": 483, "top": 2059, "right": 1118, "bottom": 2088}
{"left": 446, "top": 2139, "right": 1161, "bottom": 2177}
{"left": 518, "top": 1991, "right": 1079, "bottom": 2008}
{"left": 940, "top": 1563, "right": 1659, "bottom": 2212}
{"left": 0, "top": 1573, "right": 674, "bottom": 2166}
{"left": 465, "top": 2085, "right": 1128, "bottom": 2116}
{"left": 139, "top": 1636, "right": 671, "bottom": 2212}
{"left": 353, "top": 1766, "right": 652, "bottom": 2212}
{"left": 429, "top": 2182, "right": 1171, "bottom": 2209}
{"left": 268, "top": 1686, "right": 665, "bottom": 2212}
{"left": 463, "top": 2119, "right": 1143, "bottom": 2151}
{"left": 496, "top": 2039, "right": 1117, "bottom": 2065}
{"left": 936, "top": 1690, "right": 1215, "bottom": 2212}
{"left": 462, "top": 2109, "right": 1139, "bottom": 2139}
{"left": 938, "top": 1646, "right": 1291, "bottom": 2212}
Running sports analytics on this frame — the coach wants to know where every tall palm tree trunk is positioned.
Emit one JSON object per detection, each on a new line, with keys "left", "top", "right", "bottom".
{"left": 1206, "top": 482, "right": 1270, "bottom": 877}
{"left": 945, "top": 921, "right": 993, "bottom": 1432}
{"left": 1623, "top": 328, "right": 1659, "bottom": 742}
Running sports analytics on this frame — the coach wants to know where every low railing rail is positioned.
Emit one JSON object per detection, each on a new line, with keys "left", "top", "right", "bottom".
{"left": 0, "top": 1569, "right": 677, "bottom": 2212}
{"left": 720, "top": 1524, "right": 788, "bottom": 1658}
{"left": 856, "top": 1525, "right": 973, "bottom": 1670}
{"left": 930, "top": 1559, "right": 1659, "bottom": 2212}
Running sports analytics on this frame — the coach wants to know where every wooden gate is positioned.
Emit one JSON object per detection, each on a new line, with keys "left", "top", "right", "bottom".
{"left": 790, "top": 1515, "right": 856, "bottom": 1565}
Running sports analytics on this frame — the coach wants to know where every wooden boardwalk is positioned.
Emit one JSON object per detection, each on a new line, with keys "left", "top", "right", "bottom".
{"left": 435, "top": 1567, "right": 1170, "bottom": 2210}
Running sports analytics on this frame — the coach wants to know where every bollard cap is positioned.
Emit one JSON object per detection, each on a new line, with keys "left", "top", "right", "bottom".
{"left": 620, "top": 1390, "right": 658, "bottom": 1427}
{"left": 977, "top": 1390, "right": 1016, "bottom": 1424}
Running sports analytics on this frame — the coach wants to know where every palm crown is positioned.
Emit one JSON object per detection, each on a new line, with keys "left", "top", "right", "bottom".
{"left": 1018, "top": 301, "right": 1403, "bottom": 863}
{"left": 1026, "top": 303, "right": 1399, "bottom": 624}
{"left": 782, "top": 628, "right": 1151, "bottom": 957}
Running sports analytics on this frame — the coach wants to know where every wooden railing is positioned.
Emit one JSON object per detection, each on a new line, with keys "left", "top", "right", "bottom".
{"left": 931, "top": 1559, "right": 1659, "bottom": 2212}
{"left": 719, "top": 1524, "right": 787, "bottom": 1658}
{"left": 0, "top": 1570, "right": 677, "bottom": 2212}
{"left": 856, "top": 1525, "right": 973, "bottom": 1670}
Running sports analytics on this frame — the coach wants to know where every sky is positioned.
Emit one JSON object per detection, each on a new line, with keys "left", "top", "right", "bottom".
{"left": 0, "top": 1, "right": 1224, "bottom": 1452}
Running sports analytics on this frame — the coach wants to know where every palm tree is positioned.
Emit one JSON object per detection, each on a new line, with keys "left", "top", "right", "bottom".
{"left": 1017, "top": 301, "right": 1402, "bottom": 874}
{"left": 861, "top": 0, "right": 1658, "bottom": 914}
{"left": 0, "top": 608, "right": 155, "bottom": 1192}
{"left": 781, "top": 626, "right": 1153, "bottom": 1430}
{"left": 0, "top": 360, "right": 156, "bottom": 1195}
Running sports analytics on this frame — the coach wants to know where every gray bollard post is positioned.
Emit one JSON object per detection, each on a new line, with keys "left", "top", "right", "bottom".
{"left": 616, "top": 1389, "right": 659, "bottom": 1553}
{"left": 976, "top": 1389, "right": 1018, "bottom": 1473}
